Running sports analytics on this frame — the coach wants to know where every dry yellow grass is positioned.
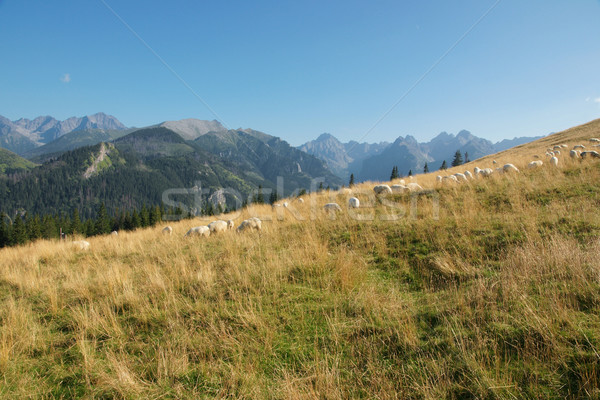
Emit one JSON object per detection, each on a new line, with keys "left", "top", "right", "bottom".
{"left": 1, "top": 119, "right": 600, "bottom": 398}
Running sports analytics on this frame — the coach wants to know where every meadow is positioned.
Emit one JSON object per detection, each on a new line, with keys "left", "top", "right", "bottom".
{"left": 1, "top": 120, "right": 600, "bottom": 399}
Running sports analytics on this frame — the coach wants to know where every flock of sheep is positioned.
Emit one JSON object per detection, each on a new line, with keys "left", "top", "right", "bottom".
{"left": 71, "top": 138, "right": 600, "bottom": 250}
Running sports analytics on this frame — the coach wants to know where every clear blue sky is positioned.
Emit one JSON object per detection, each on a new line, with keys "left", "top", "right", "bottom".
{"left": 1, "top": 0, "right": 599, "bottom": 145}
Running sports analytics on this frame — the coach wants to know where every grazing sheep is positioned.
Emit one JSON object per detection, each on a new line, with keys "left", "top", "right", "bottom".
{"left": 297, "top": 198, "right": 304, "bottom": 203}
{"left": 570, "top": 150, "right": 580, "bottom": 158}
{"left": 341, "top": 188, "right": 352, "bottom": 194}
{"left": 581, "top": 151, "right": 600, "bottom": 159}
{"left": 185, "top": 226, "right": 210, "bottom": 237}
{"left": 373, "top": 185, "right": 392, "bottom": 195}
{"left": 208, "top": 220, "right": 228, "bottom": 234}
{"left": 561, "top": 144, "right": 569, "bottom": 149}
{"left": 111, "top": 231, "right": 118, "bottom": 236}
{"left": 503, "top": 164, "right": 519, "bottom": 173}
{"left": 323, "top": 203, "right": 342, "bottom": 212}
{"left": 443, "top": 175, "right": 458, "bottom": 184}
{"left": 550, "top": 156, "right": 559, "bottom": 167}
{"left": 283, "top": 202, "right": 289, "bottom": 208}
{"left": 406, "top": 182, "right": 423, "bottom": 191}
{"left": 399, "top": 179, "right": 406, "bottom": 185}
{"left": 589, "top": 138, "right": 600, "bottom": 143}
{"left": 553, "top": 145, "right": 562, "bottom": 151}
{"left": 73, "top": 240, "right": 90, "bottom": 251}
{"left": 162, "top": 226, "right": 173, "bottom": 235}
{"left": 481, "top": 168, "right": 494, "bottom": 177}
{"left": 348, "top": 197, "right": 360, "bottom": 208}
{"left": 236, "top": 217, "right": 262, "bottom": 233}
{"left": 546, "top": 152, "right": 554, "bottom": 157}
{"left": 533, "top": 155, "right": 540, "bottom": 159}
{"left": 473, "top": 167, "right": 482, "bottom": 176}
{"left": 464, "top": 171, "right": 473, "bottom": 180}
{"left": 272, "top": 204, "right": 281, "bottom": 209}
{"left": 493, "top": 160, "right": 497, "bottom": 164}
{"left": 573, "top": 145, "right": 586, "bottom": 150}
{"left": 227, "top": 220, "right": 235, "bottom": 230}
{"left": 527, "top": 160, "right": 543, "bottom": 169}
{"left": 391, "top": 184, "right": 408, "bottom": 193}
{"left": 436, "top": 175, "right": 443, "bottom": 183}
{"left": 453, "top": 173, "right": 467, "bottom": 182}
{"left": 554, "top": 150, "right": 561, "bottom": 155}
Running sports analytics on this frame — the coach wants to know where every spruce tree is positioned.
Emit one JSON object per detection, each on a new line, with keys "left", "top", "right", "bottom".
{"left": 256, "top": 185, "right": 265, "bottom": 204}
{"left": 390, "top": 166, "right": 399, "bottom": 180}
{"left": 440, "top": 160, "right": 448, "bottom": 170}
{"left": 70, "top": 209, "right": 83, "bottom": 235}
{"left": 95, "top": 203, "right": 111, "bottom": 235}
{"left": 349, "top": 173, "right": 355, "bottom": 187}
{"left": 26, "top": 213, "right": 42, "bottom": 241}
{"left": 451, "top": 150, "right": 464, "bottom": 167}
{"left": 0, "top": 214, "right": 10, "bottom": 248}
{"left": 408, "top": 169, "right": 413, "bottom": 177}
{"left": 424, "top": 163, "right": 429, "bottom": 173}
{"left": 269, "top": 191, "right": 279, "bottom": 205}
{"left": 11, "top": 215, "right": 27, "bottom": 245}
{"left": 464, "top": 152, "right": 470, "bottom": 163}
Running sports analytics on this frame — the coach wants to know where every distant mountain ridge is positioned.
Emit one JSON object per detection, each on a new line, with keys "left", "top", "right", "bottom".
{"left": 0, "top": 112, "right": 127, "bottom": 154}
{"left": 300, "top": 131, "right": 544, "bottom": 182}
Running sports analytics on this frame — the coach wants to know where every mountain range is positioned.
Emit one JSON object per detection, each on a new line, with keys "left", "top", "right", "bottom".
{"left": 0, "top": 118, "right": 341, "bottom": 218}
{"left": 299, "top": 131, "right": 544, "bottom": 182}
{"left": 0, "top": 112, "right": 127, "bottom": 154}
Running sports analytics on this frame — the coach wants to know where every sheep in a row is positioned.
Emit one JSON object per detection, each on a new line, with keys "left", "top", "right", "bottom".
{"left": 73, "top": 240, "right": 90, "bottom": 250}
{"left": 348, "top": 197, "right": 360, "bottom": 208}
{"left": 527, "top": 160, "right": 543, "bottom": 169}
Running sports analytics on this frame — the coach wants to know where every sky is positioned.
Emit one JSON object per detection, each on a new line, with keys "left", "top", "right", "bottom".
{"left": 1, "top": 0, "right": 599, "bottom": 145}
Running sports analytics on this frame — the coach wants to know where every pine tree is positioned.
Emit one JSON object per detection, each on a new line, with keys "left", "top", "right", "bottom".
{"left": 390, "top": 166, "right": 399, "bottom": 180}
{"left": 25, "top": 213, "right": 42, "bottom": 241}
{"left": 0, "top": 213, "right": 10, "bottom": 248}
{"left": 424, "top": 163, "right": 429, "bottom": 173}
{"left": 318, "top": 182, "right": 324, "bottom": 192}
{"left": 408, "top": 169, "right": 413, "bottom": 177}
{"left": 256, "top": 185, "right": 265, "bottom": 204}
{"left": 349, "top": 173, "right": 355, "bottom": 187}
{"left": 95, "top": 203, "right": 111, "bottom": 235}
{"left": 41, "top": 215, "right": 58, "bottom": 239}
{"left": 451, "top": 150, "right": 464, "bottom": 167}
{"left": 140, "top": 204, "right": 150, "bottom": 227}
{"left": 440, "top": 160, "right": 448, "bottom": 170}
{"left": 11, "top": 215, "right": 27, "bottom": 245}
{"left": 70, "top": 209, "right": 83, "bottom": 235}
{"left": 150, "top": 206, "right": 162, "bottom": 226}
{"left": 269, "top": 191, "right": 279, "bottom": 204}
{"left": 464, "top": 152, "right": 470, "bottom": 163}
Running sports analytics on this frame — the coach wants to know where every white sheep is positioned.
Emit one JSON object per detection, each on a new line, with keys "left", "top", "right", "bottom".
{"left": 589, "top": 138, "right": 600, "bottom": 143}
{"left": 185, "top": 226, "right": 210, "bottom": 237}
{"left": 373, "top": 185, "right": 392, "bottom": 195}
{"left": 503, "top": 164, "right": 519, "bottom": 173}
{"left": 236, "top": 217, "right": 262, "bottom": 233}
{"left": 453, "top": 173, "right": 467, "bottom": 182}
{"left": 554, "top": 150, "right": 561, "bottom": 155}
{"left": 406, "top": 182, "right": 423, "bottom": 191}
{"left": 570, "top": 150, "right": 580, "bottom": 158}
{"left": 111, "top": 231, "right": 118, "bottom": 236}
{"left": 527, "top": 160, "right": 543, "bottom": 169}
{"left": 553, "top": 145, "right": 562, "bottom": 151}
{"left": 391, "top": 184, "right": 408, "bottom": 193}
{"left": 480, "top": 168, "right": 494, "bottom": 177}
{"left": 323, "top": 203, "right": 342, "bottom": 212}
{"left": 550, "top": 156, "right": 559, "bottom": 167}
{"left": 162, "top": 226, "right": 173, "bottom": 235}
{"left": 283, "top": 202, "right": 289, "bottom": 208}
{"left": 436, "top": 175, "right": 443, "bottom": 183}
{"left": 227, "top": 220, "right": 235, "bottom": 230}
{"left": 297, "top": 198, "right": 304, "bottom": 203}
{"left": 573, "top": 145, "right": 586, "bottom": 150}
{"left": 493, "top": 160, "right": 497, "bottom": 164}
{"left": 348, "top": 197, "right": 360, "bottom": 208}
{"left": 560, "top": 144, "right": 568, "bottom": 149}
{"left": 443, "top": 175, "right": 458, "bottom": 184}
{"left": 546, "top": 152, "right": 554, "bottom": 157}
{"left": 464, "top": 171, "right": 473, "bottom": 180}
{"left": 473, "top": 167, "right": 482, "bottom": 176}
{"left": 208, "top": 220, "right": 228, "bottom": 234}
{"left": 73, "top": 240, "right": 90, "bottom": 251}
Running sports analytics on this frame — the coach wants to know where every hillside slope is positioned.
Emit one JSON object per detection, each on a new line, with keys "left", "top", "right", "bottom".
{"left": 0, "top": 119, "right": 599, "bottom": 398}
{"left": 0, "top": 147, "right": 36, "bottom": 174}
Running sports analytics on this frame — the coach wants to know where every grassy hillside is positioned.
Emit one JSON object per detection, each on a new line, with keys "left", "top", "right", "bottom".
{"left": 1, "top": 121, "right": 600, "bottom": 398}
{"left": 0, "top": 147, "right": 36, "bottom": 174}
